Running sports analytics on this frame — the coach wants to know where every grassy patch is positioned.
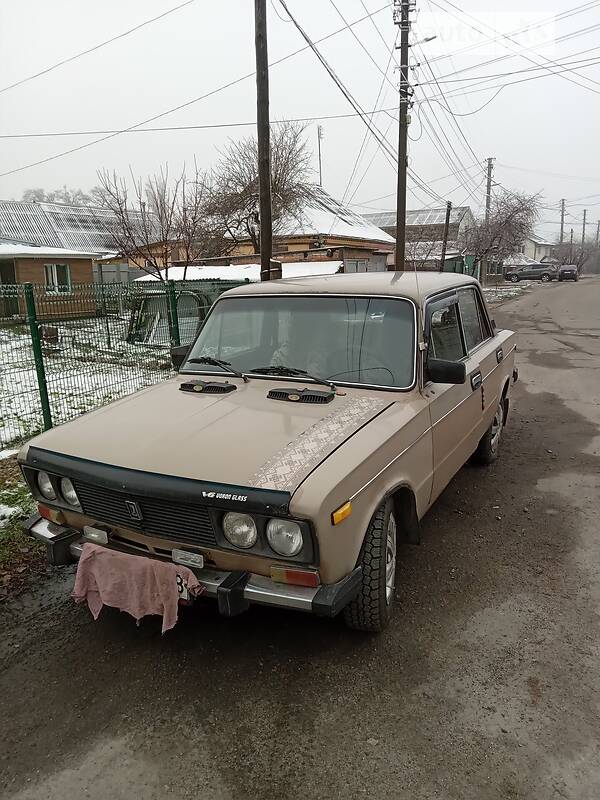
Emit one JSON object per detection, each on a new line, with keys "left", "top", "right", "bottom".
{"left": 0, "top": 458, "right": 46, "bottom": 598}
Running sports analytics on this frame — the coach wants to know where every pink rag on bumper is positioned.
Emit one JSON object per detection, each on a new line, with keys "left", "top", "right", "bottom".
{"left": 72, "top": 542, "right": 202, "bottom": 633}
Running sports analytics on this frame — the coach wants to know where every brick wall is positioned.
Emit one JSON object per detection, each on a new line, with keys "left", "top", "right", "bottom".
{"left": 15, "top": 257, "right": 94, "bottom": 285}
{"left": 14, "top": 257, "right": 96, "bottom": 319}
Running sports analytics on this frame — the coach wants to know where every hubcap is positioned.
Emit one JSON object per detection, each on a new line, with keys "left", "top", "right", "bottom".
{"left": 385, "top": 513, "right": 397, "bottom": 605}
{"left": 490, "top": 402, "right": 504, "bottom": 452}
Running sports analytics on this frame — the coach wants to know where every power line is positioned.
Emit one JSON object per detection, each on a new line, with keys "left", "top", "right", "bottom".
{"left": 0, "top": 3, "right": 391, "bottom": 179}
{"left": 429, "top": 0, "right": 600, "bottom": 95}
{"left": 427, "top": 0, "right": 600, "bottom": 66}
{"left": 417, "top": 52, "right": 600, "bottom": 86}
{"left": 0, "top": 106, "right": 400, "bottom": 140}
{"left": 0, "top": 0, "right": 196, "bottom": 95}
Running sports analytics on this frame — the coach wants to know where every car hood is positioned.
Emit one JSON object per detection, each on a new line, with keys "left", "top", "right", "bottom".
{"left": 23, "top": 376, "right": 393, "bottom": 495}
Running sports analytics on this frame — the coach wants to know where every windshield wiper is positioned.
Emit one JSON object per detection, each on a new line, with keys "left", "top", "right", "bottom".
{"left": 187, "top": 356, "right": 249, "bottom": 383}
{"left": 248, "top": 364, "right": 336, "bottom": 390}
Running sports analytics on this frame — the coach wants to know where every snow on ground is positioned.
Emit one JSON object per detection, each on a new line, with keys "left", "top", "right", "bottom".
{"left": 0, "top": 316, "right": 173, "bottom": 447}
{"left": 483, "top": 281, "right": 535, "bottom": 304}
{"left": 0, "top": 503, "right": 17, "bottom": 528}
{"left": 0, "top": 449, "right": 18, "bottom": 460}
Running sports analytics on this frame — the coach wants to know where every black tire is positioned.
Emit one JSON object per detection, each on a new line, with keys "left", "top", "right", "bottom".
{"left": 509, "top": 274, "right": 519, "bottom": 283}
{"left": 541, "top": 273, "right": 551, "bottom": 282}
{"left": 344, "top": 499, "right": 397, "bottom": 633}
{"left": 473, "top": 400, "right": 504, "bottom": 465}
{"left": 558, "top": 276, "right": 563, "bottom": 282}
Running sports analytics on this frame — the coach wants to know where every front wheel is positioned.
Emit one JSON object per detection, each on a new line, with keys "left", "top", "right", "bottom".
{"left": 344, "top": 500, "right": 397, "bottom": 632}
{"left": 509, "top": 274, "right": 520, "bottom": 283}
{"left": 473, "top": 400, "right": 504, "bottom": 465}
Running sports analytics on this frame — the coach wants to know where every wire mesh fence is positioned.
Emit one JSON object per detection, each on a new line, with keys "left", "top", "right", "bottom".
{"left": 0, "top": 279, "right": 243, "bottom": 448}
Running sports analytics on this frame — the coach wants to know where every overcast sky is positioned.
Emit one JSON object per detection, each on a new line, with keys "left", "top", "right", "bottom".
{"left": 0, "top": 0, "right": 599, "bottom": 241}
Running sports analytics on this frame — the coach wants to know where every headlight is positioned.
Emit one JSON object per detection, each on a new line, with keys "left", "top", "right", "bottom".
{"left": 60, "top": 477, "right": 80, "bottom": 507}
{"left": 37, "top": 471, "right": 56, "bottom": 500}
{"left": 222, "top": 512, "right": 257, "bottom": 549}
{"left": 266, "top": 519, "right": 303, "bottom": 557}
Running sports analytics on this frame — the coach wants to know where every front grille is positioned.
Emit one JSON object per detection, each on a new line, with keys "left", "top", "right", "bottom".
{"left": 74, "top": 482, "right": 217, "bottom": 549}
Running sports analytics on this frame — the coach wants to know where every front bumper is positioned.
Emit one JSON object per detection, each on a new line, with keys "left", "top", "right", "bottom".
{"left": 25, "top": 516, "right": 361, "bottom": 619}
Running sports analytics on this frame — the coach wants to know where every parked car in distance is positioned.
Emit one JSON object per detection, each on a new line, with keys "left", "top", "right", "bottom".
{"left": 20, "top": 272, "right": 517, "bottom": 632}
{"left": 505, "top": 263, "right": 557, "bottom": 283}
{"left": 558, "top": 264, "right": 579, "bottom": 282}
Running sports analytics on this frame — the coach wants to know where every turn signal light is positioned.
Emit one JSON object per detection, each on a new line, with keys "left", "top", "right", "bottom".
{"left": 331, "top": 501, "right": 352, "bottom": 526}
{"left": 38, "top": 504, "right": 65, "bottom": 524}
{"left": 270, "top": 566, "right": 320, "bottom": 588}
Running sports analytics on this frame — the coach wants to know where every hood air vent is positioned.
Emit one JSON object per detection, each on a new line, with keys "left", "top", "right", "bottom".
{"left": 268, "top": 387, "right": 335, "bottom": 404}
{"left": 180, "top": 380, "right": 237, "bottom": 394}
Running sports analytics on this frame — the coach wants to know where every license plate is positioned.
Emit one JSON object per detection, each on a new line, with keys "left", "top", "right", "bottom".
{"left": 172, "top": 549, "right": 204, "bottom": 569}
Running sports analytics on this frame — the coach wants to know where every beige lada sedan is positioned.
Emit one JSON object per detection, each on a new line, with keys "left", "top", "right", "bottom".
{"left": 20, "top": 272, "right": 517, "bottom": 631}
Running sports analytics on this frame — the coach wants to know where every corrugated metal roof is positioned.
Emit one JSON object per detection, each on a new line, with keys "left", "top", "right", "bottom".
{"left": 364, "top": 206, "right": 472, "bottom": 228}
{"left": 276, "top": 185, "right": 394, "bottom": 245}
{"left": 0, "top": 201, "right": 121, "bottom": 253}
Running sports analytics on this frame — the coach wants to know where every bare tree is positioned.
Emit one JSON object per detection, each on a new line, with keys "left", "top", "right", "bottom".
{"left": 22, "top": 186, "right": 97, "bottom": 205}
{"left": 95, "top": 163, "right": 229, "bottom": 281}
{"left": 459, "top": 191, "right": 539, "bottom": 279}
{"left": 553, "top": 238, "right": 599, "bottom": 271}
{"left": 209, "top": 121, "right": 312, "bottom": 253}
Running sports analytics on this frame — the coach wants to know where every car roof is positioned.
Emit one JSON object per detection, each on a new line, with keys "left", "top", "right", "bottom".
{"left": 221, "top": 270, "right": 478, "bottom": 304}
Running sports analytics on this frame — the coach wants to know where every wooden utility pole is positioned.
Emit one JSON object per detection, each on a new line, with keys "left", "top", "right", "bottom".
{"left": 569, "top": 228, "right": 574, "bottom": 263}
{"left": 317, "top": 125, "right": 324, "bottom": 187}
{"left": 582, "top": 208, "right": 587, "bottom": 246}
{"left": 439, "top": 201, "right": 452, "bottom": 273}
{"left": 480, "top": 156, "right": 494, "bottom": 285}
{"left": 596, "top": 219, "right": 600, "bottom": 248}
{"left": 393, "top": 0, "right": 411, "bottom": 273}
{"left": 560, "top": 198, "right": 565, "bottom": 243}
{"left": 254, "top": 0, "right": 278, "bottom": 281}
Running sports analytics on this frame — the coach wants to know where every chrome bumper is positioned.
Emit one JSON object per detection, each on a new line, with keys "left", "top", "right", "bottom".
{"left": 26, "top": 517, "right": 360, "bottom": 618}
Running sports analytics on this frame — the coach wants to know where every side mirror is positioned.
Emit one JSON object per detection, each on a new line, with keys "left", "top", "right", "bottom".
{"left": 171, "top": 344, "right": 191, "bottom": 370}
{"left": 427, "top": 358, "right": 466, "bottom": 385}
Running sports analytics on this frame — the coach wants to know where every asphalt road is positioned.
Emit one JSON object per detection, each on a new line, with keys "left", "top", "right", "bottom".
{"left": 1, "top": 276, "right": 600, "bottom": 800}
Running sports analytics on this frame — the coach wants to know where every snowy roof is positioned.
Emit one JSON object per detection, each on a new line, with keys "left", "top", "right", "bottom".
{"left": 0, "top": 201, "right": 124, "bottom": 254}
{"left": 0, "top": 242, "right": 98, "bottom": 259}
{"left": 364, "top": 206, "right": 472, "bottom": 229}
{"left": 527, "top": 233, "right": 555, "bottom": 247}
{"left": 135, "top": 261, "right": 344, "bottom": 282}
{"left": 274, "top": 186, "right": 394, "bottom": 245}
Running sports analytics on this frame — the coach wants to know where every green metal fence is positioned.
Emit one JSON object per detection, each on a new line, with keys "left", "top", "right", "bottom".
{"left": 0, "top": 279, "right": 244, "bottom": 448}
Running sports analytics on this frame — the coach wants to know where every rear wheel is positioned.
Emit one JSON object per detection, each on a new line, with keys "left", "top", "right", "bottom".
{"left": 344, "top": 500, "right": 397, "bottom": 632}
{"left": 541, "top": 273, "right": 551, "bottom": 282}
{"left": 473, "top": 400, "right": 504, "bottom": 465}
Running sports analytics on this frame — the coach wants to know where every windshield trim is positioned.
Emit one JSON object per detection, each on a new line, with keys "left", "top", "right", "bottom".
{"left": 180, "top": 293, "right": 418, "bottom": 393}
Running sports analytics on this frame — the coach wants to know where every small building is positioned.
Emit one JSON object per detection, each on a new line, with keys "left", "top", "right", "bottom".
{"left": 519, "top": 234, "right": 555, "bottom": 262}
{"left": 230, "top": 186, "right": 394, "bottom": 270}
{"left": 0, "top": 200, "right": 143, "bottom": 282}
{"left": 0, "top": 243, "right": 96, "bottom": 319}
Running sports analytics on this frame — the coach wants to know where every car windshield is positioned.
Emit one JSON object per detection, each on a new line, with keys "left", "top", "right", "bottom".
{"left": 183, "top": 295, "right": 416, "bottom": 389}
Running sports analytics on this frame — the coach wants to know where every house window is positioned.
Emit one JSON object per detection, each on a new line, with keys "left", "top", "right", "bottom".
{"left": 44, "top": 263, "right": 72, "bottom": 294}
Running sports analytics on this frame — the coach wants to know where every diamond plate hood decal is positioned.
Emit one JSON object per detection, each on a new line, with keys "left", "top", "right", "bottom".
{"left": 250, "top": 396, "right": 391, "bottom": 492}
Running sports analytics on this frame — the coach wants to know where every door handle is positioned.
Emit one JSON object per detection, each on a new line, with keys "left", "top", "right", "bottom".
{"left": 496, "top": 347, "right": 504, "bottom": 363}
{"left": 470, "top": 371, "right": 482, "bottom": 391}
